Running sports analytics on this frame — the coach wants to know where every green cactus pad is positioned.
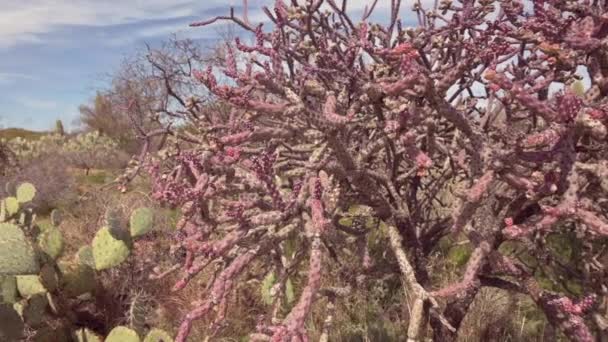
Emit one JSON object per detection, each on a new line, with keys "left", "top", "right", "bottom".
{"left": 38, "top": 227, "right": 64, "bottom": 259}
{"left": 105, "top": 326, "right": 140, "bottom": 342}
{"left": 16, "top": 183, "right": 36, "bottom": 203}
{"left": 143, "top": 328, "right": 173, "bottom": 342}
{"left": 0, "top": 200, "right": 6, "bottom": 222}
{"left": 50, "top": 209, "right": 62, "bottom": 227}
{"left": 92, "top": 226, "right": 131, "bottom": 270}
{"left": 105, "top": 208, "right": 122, "bottom": 232}
{"left": 0, "top": 304, "right": 24, "bottom": 340}
{"left": 59, "top": 262, "right": 96, "bottom": 297}
{"left": 16, "top": 275, "right": 46, "bottom": 296}
{"left": 5, "top": 197, "right": 19, "bottom": 216}
{"left": 130, "top": 207, "right": 154, "bottom": 238}
{"left": 0, "top": 276, "right": 18, "bottom": 303}
{"left": 0, "top": 222, "right": 39, "bottom": 275}
{"left": 77, "top": 246, "right": 95, "bottom": 269}
{"left": 74, "top": 328, "right": 102, "bottom": 342}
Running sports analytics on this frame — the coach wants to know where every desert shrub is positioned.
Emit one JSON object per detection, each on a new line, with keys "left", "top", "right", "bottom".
{"left": 0, "top": 153, "right": 77, "bottom": 213}
{"left": 5, "top": 131, "right": 128, "bottom": 175}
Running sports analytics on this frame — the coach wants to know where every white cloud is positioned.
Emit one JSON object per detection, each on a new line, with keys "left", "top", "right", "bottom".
{"left": 0, "top": 0, "right": 230, "bottom": 47}
{"left": 14, "top": 96, "right": 60, "bottom": 110}
{"left": 0, "top": 0, "right": 438, "bottom": 48}
{"left": 0, "top": 72, "right": 38, "bottom": 84}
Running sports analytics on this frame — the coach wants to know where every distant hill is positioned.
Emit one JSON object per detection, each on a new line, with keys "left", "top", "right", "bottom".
{"left": 0, "top": 128, "right": 48, "bottom": 141}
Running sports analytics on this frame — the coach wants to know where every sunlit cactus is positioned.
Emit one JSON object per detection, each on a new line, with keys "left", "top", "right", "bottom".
{"left": 129, "top": 207, "right": 154, "bottom": 238}
{"left": 91, "top": 226, "right": 131, "bottom": 271}
{"left": 105, "top": 326, "right": 141, "bottom": 342}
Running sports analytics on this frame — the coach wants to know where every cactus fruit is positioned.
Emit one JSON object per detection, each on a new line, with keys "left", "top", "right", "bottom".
{"left": 143, "top": 328, "right": 173, "bottom": 342}
{"left": 92, "top": 226, "right": 131, "bottom": 270}
{"left": 77, "top": 245, "right": 95, "bottom": 269}
{"left": 16, "top": 275, "right": 47, "bottom": 297}
{"left": 0, "top": 303, "right": 24, "bottom": 340}
{"left": 50, "top": 209, "right": 62, "bottom": 227}
{"left": 38, "top": 227, "right": 64, "bottom": 260}
{"left": 0, "top": 222, "right": 39, "bottom": 275}
{"left": 0, "top": 276, "right": 18, "bottom": 303}
{"left": 105, "top": 326, "right": 140, "bottom": 342}
{"left": 16, "top": 182, "right": 36, "bottom": 203}
{"left": 5, "top": 197, "right": 19, "bottom": 216}
{"left": 74, "top": 328, "right": 103, "bottom": 342}
{"left": 129, "top": 207, "right": 154, "bottom": 238}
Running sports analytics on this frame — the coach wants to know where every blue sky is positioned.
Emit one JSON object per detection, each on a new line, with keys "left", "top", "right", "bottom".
{"left": 0, "top": 0, "right": 425, "bottom": 131}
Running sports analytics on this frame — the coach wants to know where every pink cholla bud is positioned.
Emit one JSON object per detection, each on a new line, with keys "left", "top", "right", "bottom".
{"left": 504, "top": 217, "right": 514, "bottom": 226}
{"left": 548, "top": 294, "right": 596, "bottom": 315}
{"left": 384, "top": 120, "right": 400, "bottom": 134}
{"left": 503, "top": 223, "right": 525, "bottom": 239}
{"left": 415, "top": 152, "right": 432, "bottom": 176}
{"left": 556, "top": 91, "right": 584, "bottom": 122}
{"left": 225, "top": 147, "right": 241, "bottom": 160}
{"left": 589, "top": 108, "right": 607, "bottom": 120}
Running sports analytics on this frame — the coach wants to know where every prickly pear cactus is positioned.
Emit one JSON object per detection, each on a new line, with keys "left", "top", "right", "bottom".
{"left": 105, "top": 326, "right": 140, "bottom": 342}
{"left": 0, "top": 222, "right": 39, "bottom": 275}
{"left": 0, "top": 303, "right": 24, "bottom": 340}
{"left": 16, "top": 292, "right": 48, "bottom": 328}
{"left": 50, "top": 209, "right": 62, "bottom": 227}
{"left": 39, "top": 264, "right": 59, "bottom": 292}
{"left": 130, "top": 207, "right": 154, "bottom": 238}
{"left": 59, "top": 261, "right": 96, "bottom": 297}
{"left": 77, "top": 245, "right": 95, "bottom": 269}
{"left": 0, "top": 276, "right": 18, "bottom": 303}
{"left": 143, "top": 328, "right": 173, "bottom": 342}
{"left": 0, "top": 200, "right": 5, "bottom": 222}
{"left": 105, "top": 208, "right": 131, "bottom": 244}
{"left": 16, "top": 275, "right": 46, "bottom": 296}
{"left": 4, "top": 197, "right": 19, "bottom": 216}
{"left": 92, "top": 226, "right": 130, "bottom": 270}
{"left": 38, "top": 226, "right": 64, "bottom": 259}
{"left": 73, "top": 328, "right": 102, "bottom": 342}
{"left": 16, "top": 182, "right": 36, "bottom": 203}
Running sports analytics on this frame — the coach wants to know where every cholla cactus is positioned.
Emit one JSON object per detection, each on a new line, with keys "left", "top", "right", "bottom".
{"left": 4, "top": 131, "right": 120, "bottom": 174}
{"left": 116, "top": 1, "right": 608, "bottom": 341}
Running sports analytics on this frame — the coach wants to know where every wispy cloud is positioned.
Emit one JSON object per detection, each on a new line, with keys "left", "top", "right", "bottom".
{"left": 0, "top": 0, "right": 231, "bottom": 47}
{"left": 14, "top": 96, "right": 60, "bottom": 110}
{"left": 0, "top": 72, "right": 38, "bottom": 84}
